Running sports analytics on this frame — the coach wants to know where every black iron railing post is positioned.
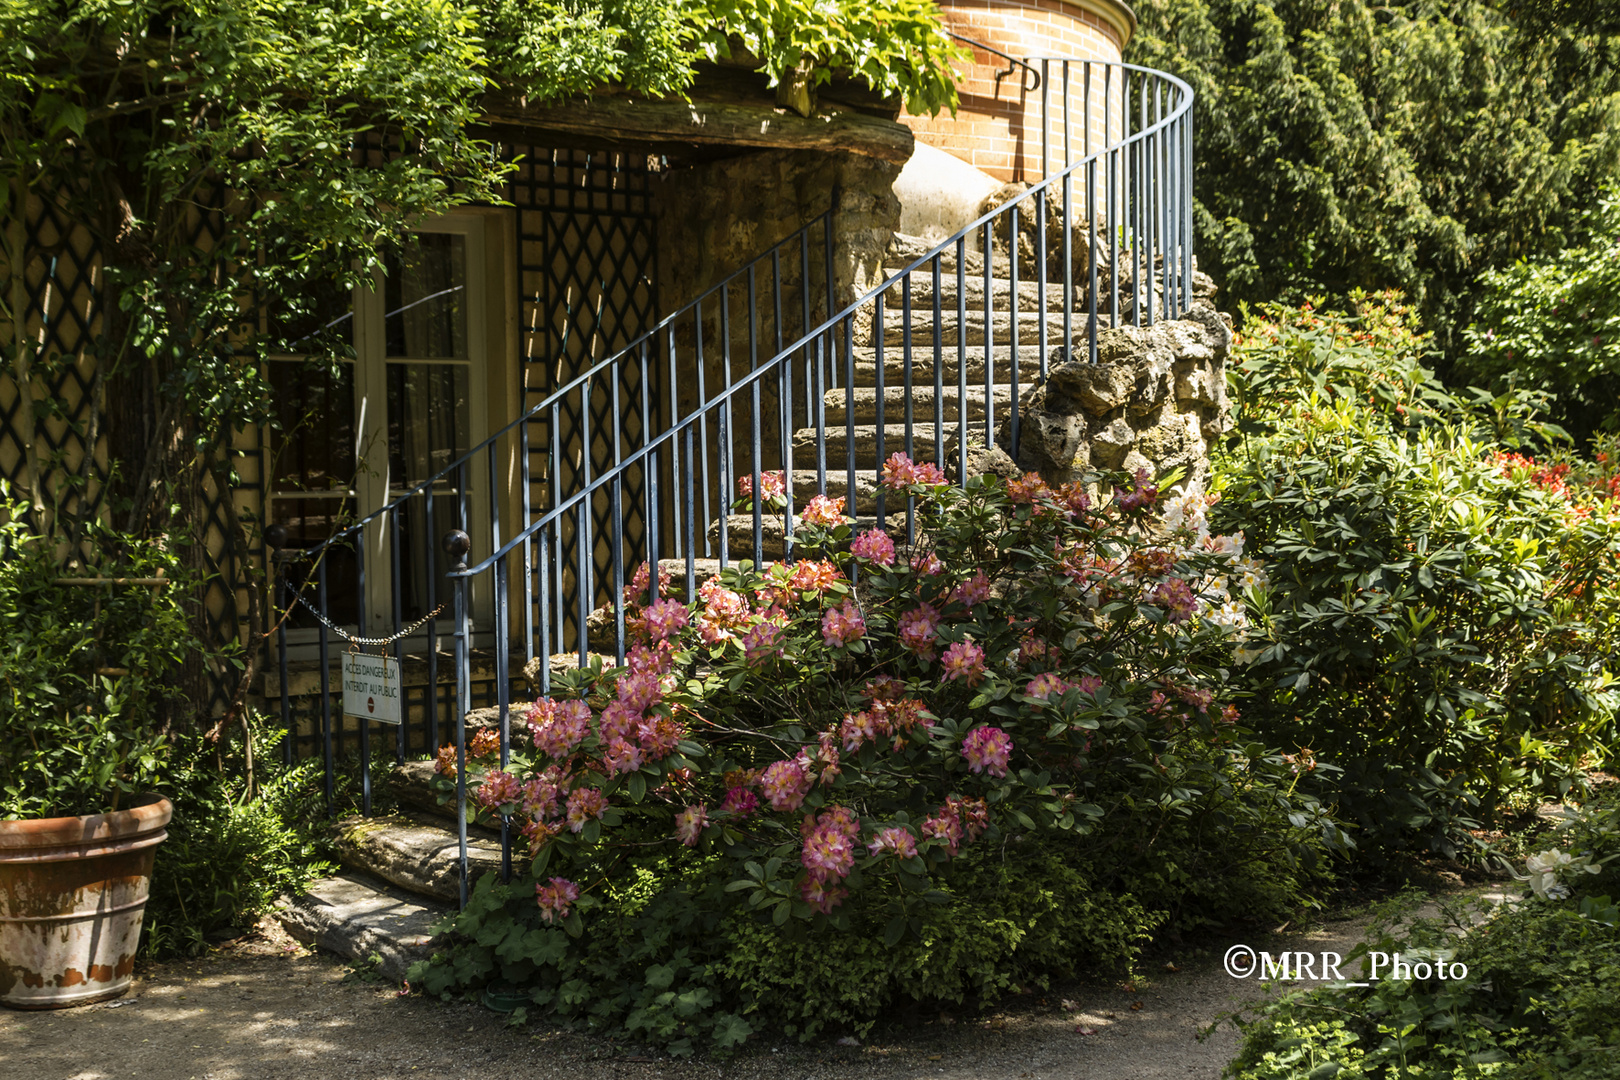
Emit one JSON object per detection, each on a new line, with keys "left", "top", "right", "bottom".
{"left": 444, "top": 528, "right": 472, "bottom": 910}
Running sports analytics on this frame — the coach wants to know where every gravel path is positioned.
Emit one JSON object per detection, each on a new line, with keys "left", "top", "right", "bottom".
{"left": 3, "top": 911, "right": 1383, "bottom": 1080}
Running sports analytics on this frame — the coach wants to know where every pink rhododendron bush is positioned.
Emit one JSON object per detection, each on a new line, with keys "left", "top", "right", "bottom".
{"left": 411, "top": 459, "right": 1343, "bottom": 1054}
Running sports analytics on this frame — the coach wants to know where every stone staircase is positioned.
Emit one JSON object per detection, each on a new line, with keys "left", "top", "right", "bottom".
{"left": 725, "top": 231, "right": 1078, "bottom": 554}
{"left": 274, "top": 753, "right": 504, "bottom": 981}
{"left": 275, "top": 232, "right": 1091, "bottom": 975}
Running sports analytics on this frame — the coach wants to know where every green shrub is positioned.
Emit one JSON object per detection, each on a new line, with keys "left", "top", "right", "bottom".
{"left": 142, "top": 721, "right": 335, "bottom": 958}
{"left": 0, "top": 492, "right": 201, "bottom": 819}
{"left": 1225, "top": 802, "right": 1620, "bottom": 1079}
{"left": 1214, "top": 298, "right": 1620, "bottom": 857}
{"left": 411, "top": 463, "right": 1338, "bottom": 1053}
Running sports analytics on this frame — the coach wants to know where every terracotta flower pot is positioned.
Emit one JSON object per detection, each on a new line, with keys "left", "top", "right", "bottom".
{"left": 0, "top": 794, "right": 172, "bottom": 1009}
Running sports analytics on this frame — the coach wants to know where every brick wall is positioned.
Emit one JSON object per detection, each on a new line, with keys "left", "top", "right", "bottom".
{"left": 903, "top": 0, "right": 1134, "bottom": 183}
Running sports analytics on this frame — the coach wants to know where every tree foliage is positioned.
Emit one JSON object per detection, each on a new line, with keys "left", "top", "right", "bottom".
{"left": 1127, "top": 0, "right": 1620, "bottom": 357}
{"left": 0, "top": 0, "right": 959, "bottom": 725}
{"left": 1461, "top": 184, "right": 1620, "bottom": 438}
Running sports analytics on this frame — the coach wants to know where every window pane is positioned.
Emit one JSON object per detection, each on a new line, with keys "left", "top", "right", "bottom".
{"left": 386, "top": 363, "right": 471, "bottom": 486}
{"left": 267, "top": 276, "right": 353, "bottom": 355}
{"left": 270, "top": 497, "right": 359, "bottom": 629}
{"left": 268, "top": 360, "right": 355, "bottom": 492}
{"left": 384, "top": 234, "right": 467, "bottom": 359}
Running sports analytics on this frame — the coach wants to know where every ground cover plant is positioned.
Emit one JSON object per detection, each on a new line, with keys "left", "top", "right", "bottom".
{"left": 140, "top": 718, "right": 335, "bottom": 958}
{"left": 1211, "top": 295, "right": 1620, "bottom": 859}
{"left": 1222, "top": 796, "right": 1620, "bottom": 1079}
{"left": 411, "top": 459, "right": 1342, "bottom": 1053}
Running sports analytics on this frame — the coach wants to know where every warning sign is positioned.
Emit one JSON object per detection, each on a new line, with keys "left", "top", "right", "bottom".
{"left": 341, "top": 653, "right": 402, "bottom": 725}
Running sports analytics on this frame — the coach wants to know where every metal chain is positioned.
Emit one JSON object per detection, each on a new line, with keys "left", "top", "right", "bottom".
{"left": 286, "top": 591, "right": 445, "bottom": 647}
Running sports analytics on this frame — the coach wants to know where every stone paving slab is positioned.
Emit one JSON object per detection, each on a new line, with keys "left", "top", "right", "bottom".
{"left": 274, "top": 871, "right": 450, "bottom": 981}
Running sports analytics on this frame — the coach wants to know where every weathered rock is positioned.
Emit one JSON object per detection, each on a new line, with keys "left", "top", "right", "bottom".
{"left": 995, "top": 303, "right": 1230, "bottom": 489}
{"left": 979, "top": 183, "right": 1108, "bottom": 288}
{"left": 1005, "top": 388, "right": 1089, "bottom": 480}
{"left": 1089, "top": 416, "right": 1136, "bottom": 470}
{"left": 275, "top": 872, "right": 450, "bottom": 982}
{"left": 943, "top": 431, "right": 1021, "bottom": 484}
{"left": 332, "top": 812, "right": 503, "bottom": 904}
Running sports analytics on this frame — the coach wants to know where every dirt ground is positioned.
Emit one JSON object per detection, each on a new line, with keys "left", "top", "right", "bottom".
{"left": 0, "top": 905, "right": 1398, "bottom": 1080}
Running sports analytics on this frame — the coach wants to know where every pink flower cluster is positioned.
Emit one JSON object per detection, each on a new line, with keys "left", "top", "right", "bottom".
{"left": 840, "top": 697, "right": 931, "bottom": 752}
{"left": 880, "top": 451, "right": 946, "bottom": 491}
{"left": 469, "top": 728, "right": 501, "bottom": 758}
{"left": 696, "top": 577, "right": 750, "bottom": 643}
{"left": 800, "top": 494, "right": 847, "bottom": 527}
{"left": 921, "top": 806, "right": 964, "bottom": 855}
{"left": 741, "top": 615, "right": 787, "bottom": 664}
{"left": 624, "top": 560, "right": 674, "bottom": 606}
{"left": 1024, "top": 672, "right": 1076, "bottom": 701}
{"left": 1151, "top": 578, "right": 1198, "bottom": 623}
{"left": 910, "top": 549, "right": 945, "bottom": 576}
{"left": 920, "top": 796, "right": 989, "bottom": 857}
{"left": 1006, "top": 472, "right": 1051, "bottom": 505}
{"left": 951, "top": 571, "right": 991, "bottom": 607}
{"left": 800, "top": 807, "right": 861, "bottom": 912}
{"left": 722, "top": 786, "right": 759, "bottom": 817}
{"left": 639, "top": 597, "right": 689, "bottom": 641}
{"left": 528, "top": 697, "right": 592, "bottom": 758}
{"left": 759, "top": 758, "right": 812, "bottom": 811}
{"left": 1115, "top": 468, "right": 1160, "bottom": 512}
{"left": 821, "top": 600, "right": 866, "bottom": 646}
{"left": 849, "top": 528, "right": 896, "bottom": 566}
{"left": 897, "top": 603, "right": 942, "bottom": 660}
{"left": 1016, "top": 631, "right": 1061, "bottom": 670}
{"left": 475, "top": 769, "right": 522, "bottom": 811}
{"left": 520, "top": 770, "right": 565, "bottom": 819}
{"left": 961, "top": 726, "right": 1013, "bottom": 777}
{"left": 535, "top": 877, "right": 580, "bottom": 923}
{"left": 565, "top": 787, "right": 608, "bottom": 832}
{"left": 738, "top": 470, "right": 787, "bottom": 501}
{"left": 787, "top": 559, "right": 841, "bottom": 594}
{"left": 867, "top": 826, "right": 918, "bottom": 859}
{"left": 940, "top": 637, "right": 986, "bottom": 685}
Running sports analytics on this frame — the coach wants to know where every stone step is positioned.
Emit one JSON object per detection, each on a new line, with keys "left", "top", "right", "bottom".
{"left": 707, "top": 512, "right": 898, "bottom": 559}
{"left": 332, "top": 810, "right": 505, "bottom": 904}
{"left": 786, "top": 469, "right": 885, "bottom": 514}
{"left": 823, "top": 383, "right": 1012, "bottom": 426}
{"left": 880, "top": 267, "right": 1071, "bottom": 313}
{"left": 392, "top": 759, "right": 456, "bottom": 821}
{"left": 885, "top": 233, "right": 998, "bottom": 278}
{"left": 794, "top": 423, "right": 952, "bottom": 469}
{"left": 864, "top": 308, "right": 1072, "bottom": 349}
{"left": 847, "top": 344, "right": 1055, "bottom": 388}
{"left": 274, "top": 870, "right": 450, "bottom": 982}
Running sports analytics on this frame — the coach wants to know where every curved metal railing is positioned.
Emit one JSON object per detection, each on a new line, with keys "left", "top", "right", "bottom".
{"left": 273, "top": 56, "right": 1194, "bottom": 903}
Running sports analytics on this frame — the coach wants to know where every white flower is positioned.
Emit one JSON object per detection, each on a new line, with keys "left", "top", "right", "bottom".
{"left": 1521, "top": 848, "right": 1602, "bottom": 900}
{"left": 1206, "top": 599, "right": 1249, "bottom": 631}
{"left": 1207, "top": 532, "right": 1245, "bottom": 559}
{"left": 1233, "top": 641, "right": 1265, "bottom": 664}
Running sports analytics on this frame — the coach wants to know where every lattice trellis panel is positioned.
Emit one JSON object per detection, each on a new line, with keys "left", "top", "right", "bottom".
{"left": 1, "top": 184, "right": 263, "bottom": 719}
{"left": 1, "top": 191, "right": 106, "bottom": 526}
{"left": 508, "top": 146, "right": 661, "bottom": 649}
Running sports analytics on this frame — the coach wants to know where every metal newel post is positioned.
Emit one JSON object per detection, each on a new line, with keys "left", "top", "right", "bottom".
{"left": 444, "top": 528, "right": 472, "bottom": 910}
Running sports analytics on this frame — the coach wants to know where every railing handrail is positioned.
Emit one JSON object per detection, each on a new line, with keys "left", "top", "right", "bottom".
{"left": 281, "top": 208, "right": 836, "bottom": 560}
{"left": 451, "top": 59, "right": 1195, "bottom": 579}
{"left": 949, "top": 32, "right": 1042, "bottom": 93}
